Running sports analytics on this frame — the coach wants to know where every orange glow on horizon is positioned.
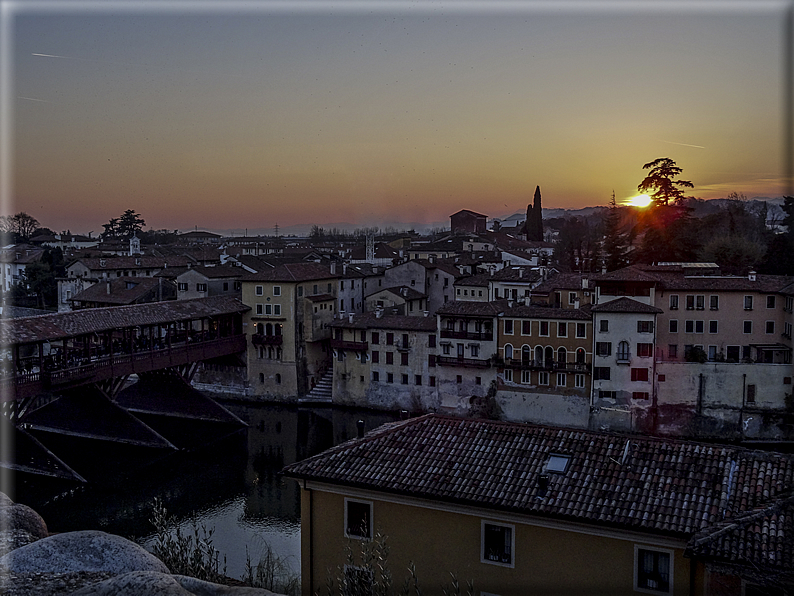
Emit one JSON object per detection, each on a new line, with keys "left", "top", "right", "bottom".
{"left": 623, "top": 194, "right": 653, "bottom": 208}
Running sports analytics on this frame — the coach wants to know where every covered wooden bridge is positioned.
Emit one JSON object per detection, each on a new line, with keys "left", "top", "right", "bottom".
{"left": 1, "top": 295, "right": 249, "bottom": 406}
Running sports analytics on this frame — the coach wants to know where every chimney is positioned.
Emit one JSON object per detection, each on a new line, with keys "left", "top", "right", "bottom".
{"left": 574, "top": 296, "right": 580, "bottom": 310}
{"left": 348, "top": 313, "right": 354, "bottom": 323}
{"left": 423, "top": 310, "right": 429, "bottom": 317}
{"left": 508, "top": 300, "right": 514, "bottom": 307}
{"left": 357, "top": 419, "right": 365, "bottom": 438}
{"left": 582, "top": 277, "right": 589, "bottom": 289}
{"left": 519, "top": 269, "right": 523, "bottom": 278}
{"left": 330, "top": 261, "right": 336, "bottom": 275}
{"left": 343, "top": 263, "right": 347, "bottom": 274}
{"left": 106, "top": 281, "right": 111, "bottom": 294}
{"left": 375, "top": 307, "right": 383, "bottom": 319}
{"left": 749, "top": 270, "right": 757, "bottom": 281}
{"left": 340, "top": 310, "right": 345, "bottom": 320}
{"left": 537, "top": 474, "right": 549, "bottom": 497}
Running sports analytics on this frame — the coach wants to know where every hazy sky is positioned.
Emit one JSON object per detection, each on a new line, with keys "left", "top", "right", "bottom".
{"left": 4, "top": 1, "right": 792, "bottom": 234}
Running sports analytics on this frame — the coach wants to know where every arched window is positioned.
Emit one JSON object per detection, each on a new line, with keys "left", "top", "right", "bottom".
{"left": 266, "top": 323, "right": 273, "bottom": 336}
{"left": 275, "top": 324, "right": 282, "bottom": 336}
{"left": 268, "top": 347, "right": 274, "bottom": 359}
{"left": 504, "top": 344, "right": 513, "bottom": 360}
{"left": 576, "top": 348, "right": 586, "bottom": 364}
{"left": 535, "top": 345, "right": 543, "bottom": 364}
{"left": 617, "top": 341, "right": 630, "bottom": 361}
{"left": 521, "top": 345, "right": 531, "bottom": 363}
{"left": 275, "top": 373, "right": 281, "bottom": 385}
{"left": 256, "top": 323, "right": 264, "bottom": 335}
{"left": 544, "top": 346, "right": 554, "bottom": 366}
{"left": 557, "top": 347, "right": 567, "bottom": 365}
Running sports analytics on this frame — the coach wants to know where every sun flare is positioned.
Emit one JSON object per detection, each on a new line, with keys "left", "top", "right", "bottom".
{"left": 624, "top": 194, "right": 653, "bottom": 208}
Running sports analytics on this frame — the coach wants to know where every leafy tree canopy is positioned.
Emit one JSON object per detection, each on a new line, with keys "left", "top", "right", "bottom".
{"left": 101, "top": 210, "right": 146, "bottom": 239}
{"left": 637, "top": 158, "right": 695, "bottom": 207}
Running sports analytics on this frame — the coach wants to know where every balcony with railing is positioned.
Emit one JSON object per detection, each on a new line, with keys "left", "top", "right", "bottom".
{"left": 503, "top": 358, "right": 590, "bottom": 373}
{"left": 440, "top": 329, "right": 493, "bottom": 341}
{"left": 330, "top": 338, "right": 368, "bottom": 352}
{"left": 252, "top": 333, "right": 283, "bottom": 346}
{"left": 436, "top": 355, "right": 491, "bottom": 368}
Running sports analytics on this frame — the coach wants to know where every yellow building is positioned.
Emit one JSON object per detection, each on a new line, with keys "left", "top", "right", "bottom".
{"left": 284, "top": 415, "right": 794, "bottom": 596}
{"left": 241, "top": 262, "right": 337, "bottom": 400}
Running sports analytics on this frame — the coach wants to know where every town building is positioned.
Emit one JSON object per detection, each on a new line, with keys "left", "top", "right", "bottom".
{"left": 242, "top": 262, "right": 337, "bottom": 400}
{"left": 174, "top": 265, "right": 241, "bottom": 300}
{"left": 329, "top": 311, "right": 438, "bottom": 411}
{"left": 284, "top": 414, "right": 794, "bottom": 596}
{"left": 496, "top": 302, "right": 593, "bottom": 427}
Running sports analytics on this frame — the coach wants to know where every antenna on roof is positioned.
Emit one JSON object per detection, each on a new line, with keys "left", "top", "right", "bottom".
{"left": 621, "top": 440, "right": 632, "bottom": 465}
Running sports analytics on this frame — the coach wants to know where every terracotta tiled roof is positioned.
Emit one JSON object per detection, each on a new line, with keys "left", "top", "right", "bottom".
{"left": 283, "top": 414, "right": 794, "bottom": 539}
{"left": 329, "top": 313, "right": 436, "bottom": 331}
{"left": 185, "top": 264, "right": 241, "bottom": 279}
{"left": 491, "top": 266, "right": 542, "bottom": 282}
{"left": 455, "top": 274, "right": 491, "bottom": 287}
{"left": 241, "top": 262, "right": 335, "bottom": 282}
{"left": 532, "top": 272, "right": 588, "bottom": 293}
{"left": 502, "top": 304, "right": 591, "bottom": 321}
{"left": 376, "top": 286, "right": 426, "bottom": 301}
{"left": 435, "top": 301, "right": 505, "bottom": 317}
{"left": 686, "top": 494, "right": 794, "bottom": 583}
{"left": 1, "top": 296, "right": 249, "bottom": 345}
{"left": 590, "top": 297, "right": 663, "bottom": 314}
{"left": 70, "top": 277, "right": 170, "bottom": 305}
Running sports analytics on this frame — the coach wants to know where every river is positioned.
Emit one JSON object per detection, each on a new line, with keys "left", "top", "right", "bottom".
{"left": 10, "top": 399, "right": 402, "bottom": 583}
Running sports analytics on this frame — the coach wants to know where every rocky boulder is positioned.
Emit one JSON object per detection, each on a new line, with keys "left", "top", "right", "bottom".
{"left": 0, "top": 530, "right": 170, "bottom": 575}
{"left": 70, "top": 571, "right": 282, "bottom": 595}
{"left": 0, "top": 492, "right": 48, "bottom": 556}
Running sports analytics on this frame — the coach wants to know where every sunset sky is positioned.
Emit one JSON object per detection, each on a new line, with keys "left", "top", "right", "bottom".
{"left": 4, "top": 1, "right": 792, "bottom": 234}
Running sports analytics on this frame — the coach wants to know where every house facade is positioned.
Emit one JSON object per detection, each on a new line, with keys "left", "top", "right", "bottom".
{"left": 329, "top": 312, "right": 438, "bottom": 411}
{"left": 284, "top": 415, "right": 794, "bottom": 596}
{"left": 496, "top": 303, "right": 593, "bottom": 427}
{"left": 242, "top": 263, "right": 337, "bottom": 399}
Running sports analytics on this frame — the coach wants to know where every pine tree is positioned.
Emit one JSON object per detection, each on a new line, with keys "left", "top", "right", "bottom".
{"left": 603, "top": 192, "right": 629, "bottom": 271}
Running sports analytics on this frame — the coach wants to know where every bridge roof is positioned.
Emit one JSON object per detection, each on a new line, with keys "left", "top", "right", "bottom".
{"left": 1, "top": 296, "right": 250, "bottom": 345}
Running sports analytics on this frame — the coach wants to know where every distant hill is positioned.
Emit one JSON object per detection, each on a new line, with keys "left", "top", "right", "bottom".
{"left": 185, "top": 196, "right": 787, "bottom": 238}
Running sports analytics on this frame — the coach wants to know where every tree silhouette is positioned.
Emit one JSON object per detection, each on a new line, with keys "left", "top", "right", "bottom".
{"left": 637, "top": 158, "right": 694, "bottom": 206}
{"left": 602, "top": 193, "right": 629, "bottom": 271}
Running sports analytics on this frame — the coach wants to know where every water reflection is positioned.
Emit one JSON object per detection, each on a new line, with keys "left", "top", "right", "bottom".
{"left": 11, "top": 400, "right": 400, "bottom": 579}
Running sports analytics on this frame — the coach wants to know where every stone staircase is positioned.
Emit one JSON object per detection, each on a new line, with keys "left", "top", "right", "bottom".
{"left": 299, "top": 371, "right": 333, "bottom": 404}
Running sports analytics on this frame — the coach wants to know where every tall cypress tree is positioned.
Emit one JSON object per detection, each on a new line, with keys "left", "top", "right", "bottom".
{"left": 526, "top": 186, "right": 544, "bottom": 241}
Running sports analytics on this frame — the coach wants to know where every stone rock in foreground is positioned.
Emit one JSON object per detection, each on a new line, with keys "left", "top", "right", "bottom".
{"left": 70, "top": 570, "right": 284, "bottom": 595}
{"left": 0, "top": 492, "right": 50, "bottom": 557}
{"left": 0, "top": 530, "right": 169, "bottom": 575}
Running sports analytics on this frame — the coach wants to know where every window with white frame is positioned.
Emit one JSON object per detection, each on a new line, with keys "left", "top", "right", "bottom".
{"left": 481, "top": 521, "right": 514, "bottom": 567}
{"left": 538, "top": 371, "right": 550, "bottom": 385}
{"left": 256, "top": 304, "right": 263, "bottom": 315}
{"left": 744, "top": 295, "right": 753, "bottom": 310}
{"left": 557, "top": 322, "right": 567, "bottom": 337}
{"left": 539, "top": 321, "right": 549, "bottom": 336}
{"left": 669, "top": 295, "right": 679, "bottom": 310}
{"left": 345, "top": 499, "right": 372, "bottom": 540}
{"left": 576, "top": 323, "right": 586, "bottom": 338}
{"left": 634, "top": 546, "right": 672, "bottom": 594}
{"left": 504, "top": 319, "right": 514, "bottom": 335}
{"left": 273, "top": 286, "right": 281, "bottom": 296}
{"left": 274, "top": 304, "right": 281, "bottom": 316}
{"left": 503, "top": 368, "right": 513, "bottom": 382}
{"left": 574, "top": 374, "right": 585, "bottom": 388}
{"left": 255, "top": 285, "right": 263, "bottom": 296}
{"left": 521, "top": 370, "right": 531, "bottom": 384}
{"left": 556, "top": 372, "right": 567, "bottom": 386}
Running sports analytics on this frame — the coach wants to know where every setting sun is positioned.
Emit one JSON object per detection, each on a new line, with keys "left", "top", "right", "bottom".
{"left": 624, "top": 194, "right": 653, "bottom": 208}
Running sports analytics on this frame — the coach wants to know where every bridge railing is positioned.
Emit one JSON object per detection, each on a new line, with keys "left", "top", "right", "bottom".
{"left": 9, "top": 334, "right": 247, "bottom": 398}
